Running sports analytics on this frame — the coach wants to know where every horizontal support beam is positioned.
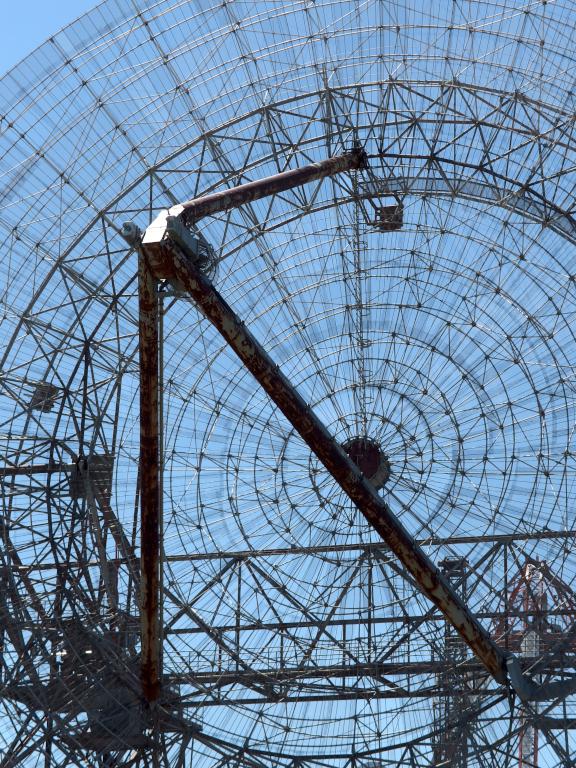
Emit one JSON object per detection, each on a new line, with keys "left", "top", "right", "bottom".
{"left": 173, "top": 148, "right": 366, "bottom": 225}
{"left": 178, "top": 688, "right": 504, "bottom": 707}
{"left": 168, "top": 657, "right": 576, "bottom": 688}
{"left": 166, "top": 610, "right": 576, "bottom": 636}
{"left": 162, "top": 527, "right": 576, "bottom": 560}
{"left": 4, "top": 528, "right": 575, "bottom": 571}
{"left": 0, "top": 463, "right": 75, "bottom": 477}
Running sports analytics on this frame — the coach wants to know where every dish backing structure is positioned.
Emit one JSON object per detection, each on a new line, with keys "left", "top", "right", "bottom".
{"left": 2, "top": 0, "right": 576, "bottom": 765}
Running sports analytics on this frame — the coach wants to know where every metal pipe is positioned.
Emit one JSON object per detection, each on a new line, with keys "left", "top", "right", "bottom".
{"left": 138, "top": 249, "right": 161, "bottom": 703}
{"left": 158, "top": 289, "right": 165, "bottom": 680}
{"left": 177, "top": 148, "right": 367, "bottom": 225}
{"left": 0, "top": 464, "right": 75, "bottom": 476}
{"left": 146, "top": 239, "right": 508, "bottom": 686}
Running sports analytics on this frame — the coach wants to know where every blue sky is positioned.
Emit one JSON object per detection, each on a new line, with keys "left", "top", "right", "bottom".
{"left": 0, "top": 0, "right": 98, "bottom": 76}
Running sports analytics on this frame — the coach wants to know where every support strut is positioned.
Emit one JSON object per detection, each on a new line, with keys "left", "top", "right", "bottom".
{"left": 122, "top": 145, "right": 572, "bottom": 699}
{"left": 126, "top": 149, "right": 366, "bottom": 703}
{"left": 130, "top": 147, "right": 576, "bottom": 701}
{"left": 137, "top": 248, "right": 161, "bottom": 703}
{"left": 167, "top": 147, "right": 366, "bottom": 225}
{"left": 140, "top": 235, "right": 508, "bottom": 686}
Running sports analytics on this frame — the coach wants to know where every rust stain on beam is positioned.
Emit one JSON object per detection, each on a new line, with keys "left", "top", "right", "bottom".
{"left": 178, "top": 147, "right": 367, "bottom": 225}
{"left": 138, "top": 249, "right": 161, "bottom": 703}
{"left": 145, "top": 240, "right": 508, "bottom": 687}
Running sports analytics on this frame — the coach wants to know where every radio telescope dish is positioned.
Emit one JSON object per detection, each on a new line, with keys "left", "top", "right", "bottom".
{"left": 2, "top": 1, "right": 576, "bottom": 766}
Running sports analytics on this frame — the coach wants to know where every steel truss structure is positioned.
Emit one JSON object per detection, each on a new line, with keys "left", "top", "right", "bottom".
{"left": 2, "top": 1, "right": 576, "bottom": 766}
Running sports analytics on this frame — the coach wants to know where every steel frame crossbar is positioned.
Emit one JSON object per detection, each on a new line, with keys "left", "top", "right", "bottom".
{"left": 129, "top": 148, "right": 518, "bottom": 703}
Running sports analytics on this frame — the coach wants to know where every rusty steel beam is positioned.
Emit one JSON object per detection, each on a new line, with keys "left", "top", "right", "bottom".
{"left": 139, "top": 237, "right": 508, "bottom": 687}
{"left": 137, "top": 248, "right": 161, "bottom": 703}
{"left": 178, "top": 147, "right": 366, "bottom": 224}
{"left": 142, "top": 148, "right": 367, "bottom": 247}
{"left": 135, "top": 149, "right": 510, "bottom": 685}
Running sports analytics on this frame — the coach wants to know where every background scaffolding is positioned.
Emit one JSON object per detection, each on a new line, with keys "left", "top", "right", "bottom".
{"left": 2, "top": 1, "right": 576, "bottom": 765}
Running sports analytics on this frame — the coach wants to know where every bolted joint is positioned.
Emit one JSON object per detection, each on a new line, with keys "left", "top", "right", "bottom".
{"left": 165, "top": 216, "right": 217, "bottom": 279}
{"left": 139, "top": 210, "right": 217, "bottom": 281}
{"left": 121, "top": 220, "right": 142, "bottom": 247}
{"left": 348, "top": 144, "right": 369, "bottom": 170}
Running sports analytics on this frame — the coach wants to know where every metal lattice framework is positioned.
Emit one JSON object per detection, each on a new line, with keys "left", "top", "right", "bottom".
{"left": 2, "top": 1, "right": 576, "bottom": 766}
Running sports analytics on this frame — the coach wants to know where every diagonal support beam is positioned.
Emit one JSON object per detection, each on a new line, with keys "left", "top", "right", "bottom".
{"left": 131, "top": 147, "right": 575, "bottom": 701}
{"left": 130, "top": 148, "right": 510, "bottom": 688}
{"left": 140, "top": 234, "right": 508, "bottom": 687}
{"left": 160, "top": 254, "right": 575, "bottom": 703}
{"left": 123, "top": 136, "right": 573, "bottom": 699}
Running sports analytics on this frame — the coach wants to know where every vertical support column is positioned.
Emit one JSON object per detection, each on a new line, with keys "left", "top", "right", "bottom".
{"left": 519, "top": 564, "right": 543, "bottom": 768}
{"left": 138, "top": 249, "right": 161, "bottom": 703}
{"left": 158, "top": 288, "right": 165, "bottom": 679}
{"left": 235, "top": 561, "right": 241, "bottom": 671}
{"left": 0, "top": 573, "right": 5, "bottom": 686}
{"left": 434, "top": 557, "right": 470, "bottom": 768}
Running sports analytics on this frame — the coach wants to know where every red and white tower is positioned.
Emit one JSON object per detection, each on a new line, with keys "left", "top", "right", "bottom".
{"left": 494, "top": 558, "right": 576, "bottom": 768}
